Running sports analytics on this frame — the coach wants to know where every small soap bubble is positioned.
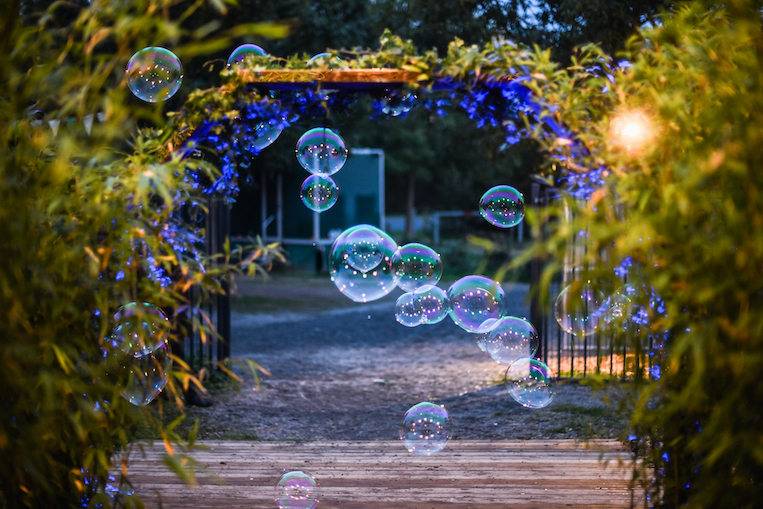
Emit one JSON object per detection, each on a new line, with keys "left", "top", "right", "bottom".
{"left": 479, "top": 185, "right": 525, "bottom": 228}
{"left": 447, "top": 275, "right": 507, "bottom": 333}
{"left": 120, "top": 342, "right": 172, "bottom": 407}
{"left": 505, "top": 358, "right": 556, "bottom": 408}
{"left": 413, "top": 285, "right": 449, "bottom": 324}
{"left": 296, "top": 127, "right": 347, "bottom": 175}
{"left": 344, "top": 227, "right": 385, "bottom": 272}
{"left": 126, "top": 47, "right": 183, "bottom": 103}
{"left": 227, "top": 44, "right": 267, "bottom": 67}
{"left": 554, "top": 283, "right": 605, "bottom": 337}
{"left": 274, "top": 470, "right": 320, "bottom": 509}
{"left": 329, "top": 225, "right": 399, "bottom": 302}
{"left": 395, "top": 292, "right": 424, "bottom": 327}
{"left": 111, "top": 302, "right": 170, "bottom": 354}
{"left": 379, "top": 89, "right": 416, "bottom": 116}
{"left": 307, "top": 52, "right": 343, "bottom": 68}
{"left": 473, "top": 317, "right": 499, "bottom": 352}
{"left": 247, "top": 120, "right": 283, "bottom": 153}
{"left": 300, "top": 175, "right": 338, "bottom": 212}
{"left": 486, "top": 316, "right": 539, "bottom": 366}
{"left": 392, "top": 243, "right": 443, "bottom": 292}
{"left": 399, "top": 402, "right": 452, "bottom": 455}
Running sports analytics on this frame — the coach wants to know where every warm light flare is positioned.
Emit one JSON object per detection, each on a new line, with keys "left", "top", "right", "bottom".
{"left": 610, "top": 110, "right": 655, "bottom": 154}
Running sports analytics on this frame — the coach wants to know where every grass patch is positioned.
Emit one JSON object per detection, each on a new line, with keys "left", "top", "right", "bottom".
{"left": 549, "top": 403, "right": 609, "bottom": 417}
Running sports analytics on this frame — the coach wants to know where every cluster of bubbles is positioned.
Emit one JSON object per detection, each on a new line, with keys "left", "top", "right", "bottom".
{"left": 126, "top": 47, "right": 184, "bottom": 103}
{"left": 275, "top": 471, "right": 320, "bottom": 509}
{"left": 296, "top": 127, "right": 347, "bottom": 212}
{"left": 108, "top": 302, "right": 172, "bottom": 406}
{"left": 399, "top": 402, "right": 453, "bottom": 455}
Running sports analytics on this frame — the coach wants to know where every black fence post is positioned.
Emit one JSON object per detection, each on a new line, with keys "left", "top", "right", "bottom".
{"left": 529, "top": 182, "right": 545, "bottom": 361}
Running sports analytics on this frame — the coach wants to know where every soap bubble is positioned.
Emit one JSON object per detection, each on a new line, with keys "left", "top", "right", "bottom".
{"left": 227, "top": 44, "right": 267, "bottom": 67}
{"left": 300, "top": 175, "right": 338, "bottom": 212}
{"left": 329, "top": 225, "right": 399, "bottom": 302}
{"left": 486, "top": 316, "right": 539, "bottom": 366}
{"left": 447, "top": 276, "right": 507, "bottom": 333}
{"left": 602, "top": 285, "right": 634, "bottom": 326}
{"left": 296, "top": 128, "right": 347, "bottom": 175}
{"left": 121, "top": 342, "right": 172, "bottom": 407}
{"left": 399, "top": 402, "right": 452, "bottom": 455}
{"left": 479, "top": 185, "right": 525, "bottom": 228}
{"left": 395, "top": 292, "right": 423, "bottom": 327}
{"left": 307, "top": 52, "right": 343, "bottom": 68}
{"left": 274, "top": 471, "right": 320, "bottom": 509}
{"left": 379, "top": 89, "right": 416, "bottom": 116}
{"left": 413, "top": 285, "right": 449, "bottom": 324}
{"left": 111, "top": 302, "right": 170, "bottom": 354}
{"left": 473, "top": 317, "right": 499, "bottom": 352}
{"left": 247, "top": 120, "right": 283, "bottom": 153}
{"left": 555, "top": 283, "right": 605, "bottom": 337}
{"left": 343, "top": 227, "right": 385, "bottom": 272}
{"left": 126, "top": 47, "right": 183, "bottom": 103}
{"left": 392, "top": 243, "right": 442, "bottom": 292}
{"left": 505, "top": 358, "right": 556, "bottom": 408}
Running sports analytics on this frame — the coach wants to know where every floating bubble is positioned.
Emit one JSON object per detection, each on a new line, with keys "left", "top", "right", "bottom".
{"left": 603, "top": 285, "right": 634, "bottom": 326}
{"left": 473, "top": 317, "right": 499, "bottom": 352}
{"left": 329, "top": 225, "right": 399, "bottom": 302}
{"left": 126, "top": 47, "right": 183, "bottom": 103}
{"left": 296, "top": 128, "right": 347, "bottom": 175}
{"left": 505, "top": 358, "right": 556, "bottom": 408}
{"left": 111, "top": 302, "right": 170, "bottom": 354}
{"left": 554, "top": 283, "right": 605, "bottom": 337}
{"left": 307, "top": 52, "right": 343, "bottom": 68}
{"left": 399, "top": 402, "right": 452, "bottom": 455}
{"left": 121, "top": 342, "right": 172, "bottom": 407}
{"left": 379, "top": 89, "right": 416, "bottom": 116}
{"left": 227, "top": 44, "right": 267, "bottom": 67}
{"left": 300, "top": 175, "right": 338, "bottom": 212}
{"left": 343, "top": 227, "right": 385, "bottom": 272}
{"left": 395, "top": 292, "right": 423, "bottom": 327}
{"left": 479, "top": 185, "right": 525, "bottom": 228}
{"left": 413, "top": 285, "right": 449, "bottom": 324}
{"left": 274, "top": 471, "right": 320, "bottom": 509}
{"left": 392, "top": 243, "right": 443, "bottom": 292}
{"left": 447, "top": 275, "right": 507, "bottom": 333}
{"left": 486, "top": 316, "right": 539, "bottom": 366}
{"left": 247, "top": 120, "right": 283, "bottom": 153}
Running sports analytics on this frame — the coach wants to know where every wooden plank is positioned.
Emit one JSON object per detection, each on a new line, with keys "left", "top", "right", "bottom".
{"left": 123, "top": 440, "right": 639, "bottom": 508}
{"left": 236, "top": 69, "right": 422, "bottom": 85}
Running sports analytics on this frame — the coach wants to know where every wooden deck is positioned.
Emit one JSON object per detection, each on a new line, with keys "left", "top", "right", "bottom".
{"left": 126, "top": 440, "right": 638, "bottom": 508}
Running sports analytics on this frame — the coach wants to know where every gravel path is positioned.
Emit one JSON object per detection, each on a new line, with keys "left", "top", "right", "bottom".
{"left": 181, "top": 275, "right": 626, "bottom": 442}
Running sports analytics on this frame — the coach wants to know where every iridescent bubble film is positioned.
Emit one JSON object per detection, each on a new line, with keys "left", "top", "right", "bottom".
{"left": 379, "top": 89, "right": 416, "bottom": 116}
{"left": 274, "top": 470, "right": 320, "bottom": 509}
{"left": 473, "top": 317, "right": 499, "bottom": 352}
{"left": 111, "top": 302, "right": 170, "bottom": 354}
{"left": 603, "top": 285, "right": 634, "bottom": 325}
{"left": 296, "top": 127, "right": 348, "bottom": 175}
{"left": 343, "top": 227, "right": 385, "bottom": 273}
{"left": 479, "top": 185, "right": 525, "bottom": 228}
{"left": 413, "top": 285, "right": 449, "bottom": 324}
{"left": 126, "top": 47, "right": 183, "bottom": 103}
{"left": 399, "top": 402, "right": 452, "bottom": 456}
{"left": 247, "top": 120, "right": 283, "bottom": 153}
{"left": 329, "top": 225, "right": 399, "bottom": 303}
{"left": 300, "top": 175, "right": 338, "bottom": 212}
{"left": 392, "top": 243, "right": 443, "bottom": 292}
{"left": 307, "top": 52, "right": 343, "bottom": 68}
{"left": 395, "top": 292, "right": 423, "bottom": 328}
{"left": 486, "top": 316, "right": 539, "bottom": 366}
{"left": 554, "top": 283, "right": 605, "bottom": 337}
{"left": 121, "top": 342, "right": 172, "bottom": 407}
{"left": 447, "top": 275, "right": 507, "bottom": 333}
{"left": 505, "top": 358, "right": 556, "bottom": 409}
{"left": 227, "top": 44, "right": 267, "bottom": 67}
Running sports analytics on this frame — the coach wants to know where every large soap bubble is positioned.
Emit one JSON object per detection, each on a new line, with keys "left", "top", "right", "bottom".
{"left": 399, "top": 402, "right": 452, "bottom": 455}
{"left": 300, "top": 175, "right": 338, "bottom": 212}
{"left": 505, "top": 358, "right": 556, "bottom": 408}
{"left": 296, "top": 127, "right": 347, "bottom": 175}
{"left": 329, "top": 225, "right": 399, "bottom": 302}
{"left": 447, "top": 275, "right": 507, "bottom": 333}
{"left": 392, "top": 243, "right": 442, "bottom": 292}
{"left": 413, "top": 285, "right": 449, "bottom": 324}
{"left": 479, "top": 185, "right": 525, "bottom": 228}
{"left": 121, "top": 343, "right": 172, "bottom": 407}
{"left": 111, "top": 302, "right": 170, "bottom": 353}
{"left": 227, "top": 44, "right": 267, "bottom": 67}
{"left": 343, "top": 227, "right": 386, "bottom": 273}
{"left": 395, "top": 292, "right": 423, "bottom": 327}
{"left": 126, "top": 47, "right": 183, "bottom": 103}
{"left": 486, "top": 316, "right": 539, "bottom": 366}
{"left": 274, "top": 471, "right": 320, "bottom": 509}
{"left": 473, "top": 317, "right": 499, "bottom": 352}
{"left": 554, "top": 283, "right": 605, "bottom": 337}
